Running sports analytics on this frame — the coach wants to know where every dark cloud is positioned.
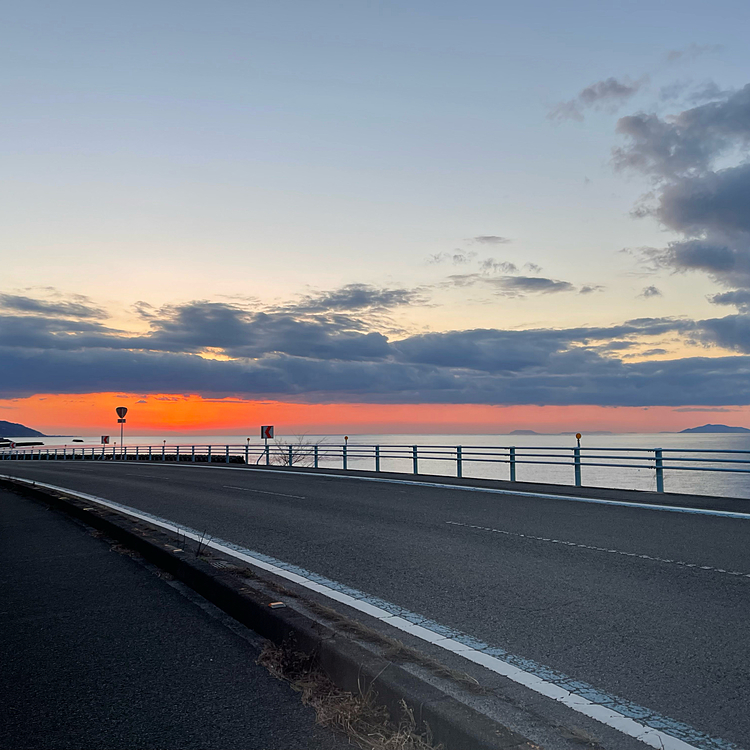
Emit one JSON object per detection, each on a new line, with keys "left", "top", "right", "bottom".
{"left": 471, "top": 236, "right": 511, "bottom": 245}
{"left": 614, "top": 84, "right": 750, "bottom": 178}
{"left": 550, "top": 77, "right": 647, "bottom": 122}
{"left": 639, "top": 285, "right": 663, "bottom": 298}
{"left": 615, "top": 84, "right": 750, "bottom": 308}
{"left": 443, "top": 274, "right": 575, "bottom": 296}
{"left": 0, "top": 293, "right": 107, "bottom": 319}
{"left": 2, "top": 299, "right": 749, "bottom": 405}
{"left": 579, "top": 285, "right": 605, "bottom": 294}
{"left": 293, "top": 284, "right": 425, "bottom": 313}
{"left": 3, "top": 342, "right": 750, "bottom": 406}
{"left": 710, "top": 290, "right": 750, "bottom": 311}
{"left": 697, "top": 313, "right": 750, "bottom": 353}
{"left": 136, "top": 302, "right": 391, "bottom": 361}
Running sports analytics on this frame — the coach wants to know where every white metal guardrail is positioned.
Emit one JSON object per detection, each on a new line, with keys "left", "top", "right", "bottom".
{"left": 2, "top": 441, "right": 750, "bottom": 494}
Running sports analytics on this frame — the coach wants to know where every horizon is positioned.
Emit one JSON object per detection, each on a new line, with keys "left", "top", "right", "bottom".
{"left": 3, "top": 1, "right": 750, "bottom": 430}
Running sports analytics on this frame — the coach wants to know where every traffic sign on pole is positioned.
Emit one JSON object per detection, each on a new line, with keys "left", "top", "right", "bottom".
{"left": 260, "top": 426, "right": 274, "bottom": 439}
{"left": 116, "top": 406, "right": 128, "bottom": 456}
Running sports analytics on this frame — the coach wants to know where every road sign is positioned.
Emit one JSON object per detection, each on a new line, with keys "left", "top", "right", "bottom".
{"left": 101, "top": 436, "right": 110, "bottom": 444}
{"left": 117, "top": 418, "right": 126, "bottom": 423}
{"left": 260, "top": 425, "right": 274, "bottom": 439}
{"left": 116, "top": 406, "right": 128, "bottom": 419}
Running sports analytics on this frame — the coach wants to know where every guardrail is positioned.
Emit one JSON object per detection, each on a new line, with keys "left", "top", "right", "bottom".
{"left": 3, "top": 441, "right": 750, "bottom": 494}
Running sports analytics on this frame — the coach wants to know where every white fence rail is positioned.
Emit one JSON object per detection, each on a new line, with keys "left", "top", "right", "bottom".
{"left": 3, "top": 442, "right": 750, "bottom": 494}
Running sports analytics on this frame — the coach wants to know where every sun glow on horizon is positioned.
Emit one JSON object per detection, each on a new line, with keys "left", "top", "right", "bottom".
{"left": 1, "top": 392, "right": 748, "bottom": 436}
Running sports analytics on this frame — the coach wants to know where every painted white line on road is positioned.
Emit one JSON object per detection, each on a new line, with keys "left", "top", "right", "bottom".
{"left": 223, "top": 485, "right": 306, "bottom": 500}
{"left": 172, "top": 463, "right": 750, "bottom": 520}
{"left": 51, "top": 461, "right": 750, "bottom": 520}
{"left": 447, "top": 521, "right": 750, "bottom": 579}
{"left": 1, "top": 473, "right": 722, "bottom": 750}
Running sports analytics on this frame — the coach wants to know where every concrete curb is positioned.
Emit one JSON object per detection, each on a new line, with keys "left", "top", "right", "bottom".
{"left": 2, "top": 476, "right": 536, "bottom": 750}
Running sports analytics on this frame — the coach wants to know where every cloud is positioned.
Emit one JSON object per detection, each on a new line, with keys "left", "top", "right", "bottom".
{"left": 550, "top": 76, "right": 648, "bottom": 122}
{"left": 709, "top": 290, "right": 750, "bottom": 311}
{"left": 579, "top": 285, "right": 605, "bottom": 295}
{"left": 479, "top": 259, "right": 518, "bottom": 274}
{"left": 470, "top": 236, "right": 511, "bottom": 245}
{"left": 613, "top": 84, "right": 750, "bottom": 178}
{"left": 427, "top": 250, "right": 477, "bottom": 265}
{"left": 2, "top": 297, "right": 750, "bottom": 405}
{"left": 3, "top": 342, "right": 750, "bottom": 406}
{"left": 639, "top": 285, "right": 663, "bottom": 298}
{"left": 0, "top": 293, "right": 107, "bottom": 319}
{"left": 696, "top": 313, "right": 750, "bottom": 353}
{"left": 443, "top": 274, "right": 575, "bottom": 296}
{"left": 615, "top": 84, "right": 750, "bottom": 312}
{"left": 293, "top": 284, "right": 426, "bottom": 313}
{"left": 665, "top": 44, "right": 723, "bottom": 63}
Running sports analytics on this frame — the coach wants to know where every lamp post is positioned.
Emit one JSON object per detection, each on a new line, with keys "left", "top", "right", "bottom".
{"left": 116, "top": 407, "right": 128, "bottom": 458}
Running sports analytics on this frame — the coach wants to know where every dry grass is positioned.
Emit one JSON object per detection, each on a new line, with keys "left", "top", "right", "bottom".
{"left": 258, "top": 642, "right": 442, "bottom": 750}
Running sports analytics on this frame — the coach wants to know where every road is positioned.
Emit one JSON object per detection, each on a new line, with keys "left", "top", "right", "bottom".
{"left": 3, "top": 460, "right": 749, "bottom": 749}
{"left": 0, "top": 485, "right": 349, "bottom": 750}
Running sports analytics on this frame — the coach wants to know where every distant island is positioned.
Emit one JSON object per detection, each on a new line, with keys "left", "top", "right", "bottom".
{"left": 680, "top": 424, "right": 750, "bottom": 434}
{"left": 0, "top": 420, "right": 45, "bottom": 438}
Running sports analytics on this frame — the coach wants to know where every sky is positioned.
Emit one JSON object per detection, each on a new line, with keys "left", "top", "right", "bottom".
{"left": 3, "top": 0, "right": 750, "bottom": 435}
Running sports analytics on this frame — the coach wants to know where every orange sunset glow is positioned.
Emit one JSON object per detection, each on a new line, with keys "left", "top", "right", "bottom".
{"left": 2, "top": 393, "right": 747, "bottom": 436}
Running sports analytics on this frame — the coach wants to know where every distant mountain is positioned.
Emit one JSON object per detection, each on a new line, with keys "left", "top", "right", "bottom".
{"left": 680, "top": 424, "right": 750, "bottom": 434}
{"left": 509, "top": 429, "right": 539, "bottom": 435}
{"left": 0, "top": 420, "right": 45, "bottom": 438}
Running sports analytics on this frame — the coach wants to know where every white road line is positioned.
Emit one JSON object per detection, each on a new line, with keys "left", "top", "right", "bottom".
{"left": 27, "top": 461, "right": 750, "bottom": 520}
{"left": 0, "top": 473, "right": 719, "bottom": 750}
{"left": 446, "top": 521, "right": 750, "bottom": 579}
{"left": 173, "top": 463, "right": 750, "bottom": 520}
{"left": 223, "top": 485, "right": 306, "bottom": 500}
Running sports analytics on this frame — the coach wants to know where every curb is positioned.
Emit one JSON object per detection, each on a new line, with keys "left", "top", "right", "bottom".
{"left": 1, "top": 476, "right": 536, "bottom": 750}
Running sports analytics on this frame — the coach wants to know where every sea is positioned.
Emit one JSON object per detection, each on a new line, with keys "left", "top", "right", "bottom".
{"left": 11, "top": 432, "right": 750, "bottom": 500}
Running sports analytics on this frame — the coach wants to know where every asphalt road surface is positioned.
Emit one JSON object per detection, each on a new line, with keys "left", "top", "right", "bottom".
{"left": 3, "top": 460, "right": 749, "bottom": 749}
{"left": 0, "top": 485, "right": 349, "bottom": 750}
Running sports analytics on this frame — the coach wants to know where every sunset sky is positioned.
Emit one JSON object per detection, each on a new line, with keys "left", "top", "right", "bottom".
{"left": 3, "top": 0, "right": 750, "bottom": 435}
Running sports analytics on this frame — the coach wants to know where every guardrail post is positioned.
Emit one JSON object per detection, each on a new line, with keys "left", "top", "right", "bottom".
{"left": 510, "top": 446, "right": 516, "bottom": 481}
{"left": 574, "top": 447, "right": 582, "bottom": 487}
{"left": 375, "top": 445, "right": 380, "bottom": 472}
{"left": 148, "top": 446, "right": 152, "bottom": 461}
{"left": 191, "top": 445, "right": 195, "bottom": 462}
{"left": 343, "top": 444, "right": 348, "bottom": 470}
{"left": 265, "top": 443, "right": 270, "bottom": 465}
{"left": 123, "top": 446, "right": 127, "bottom": 461}
{"left": 207, "top": 445, "right": 212, "bottom": 464}
{"left": 288, "top": 445, "right": 293, "bottom": 466}
{"left": 412, "top": 445, "right": 418, "bottom": 474}
{"left": 63, "top": 447, "right": 67, "bottom": 461}
{"left": 162, "top": 444, "right": 166, "bottom": 462}
{"left": 226, "top": 445, "right": 230, "bottom": 464}
{"left": 456, "top": 446, "right": 462, "bottom": 478}
{"left": 655, "top": 449, "right": 664, "bottom": 492}
{"left": 314, "top": 444, "right": 319, "bottom": 469}
{"left": 244, "top": 443, "right": 249, "bottom": 464}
